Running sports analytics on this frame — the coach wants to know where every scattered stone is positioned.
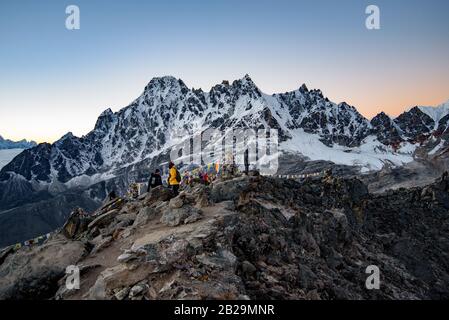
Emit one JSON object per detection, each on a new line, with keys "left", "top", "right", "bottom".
{"left": 88, "top": 209, "right": 120, "bottom": 230}
{"left": 116, "top": 213, "right": 137, "bottom": 224}
{"left": 184, "top": 211, "right": 202, "bottom": 224}
{"left": 114, "top": 287, "right": 130, "bottom": 300}
{"left": 129, "top": 282, "right": 148, "bottom": 299}
{"left": 61, "top": 208, "right": 91, "bottom": 239}
{"left": 91, "top": 236, "right": 113, "bottom": 255}
{"left": 144, "top": 186, "right": 174, "bottom": 205}
{"left": 133, "top": 207, "right": 156, "bottom": 227}
{"left": 160, "top": 206, "right": 202, "bottom": 227}
{"left": 241, "top": 260, "right": 257, "bottom": 276}
{"left": 169, "top": 196, "right": 184, "bottom": 209}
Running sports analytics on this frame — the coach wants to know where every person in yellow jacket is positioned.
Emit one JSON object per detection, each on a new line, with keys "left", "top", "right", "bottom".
{"left": 168, "top": 161, "right": 180, "bottom": 196}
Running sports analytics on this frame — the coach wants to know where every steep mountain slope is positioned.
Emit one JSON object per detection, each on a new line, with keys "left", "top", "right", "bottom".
{"left": 0, "top": 149, "right": 24, "bottom": 170}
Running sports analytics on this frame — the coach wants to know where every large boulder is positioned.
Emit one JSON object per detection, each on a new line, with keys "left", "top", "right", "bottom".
{"left": 169, "top": 196, "right": 184, "bottom": 209}
{"left": 133, "top": 207, "right": 157, "bottom": 227}
{"left": 160, "top": 206, "right": 202, "bottom": 227}
{"left": 210, "top": 176, "right": 252, "bottom": 203}
{"left": 61, "top": 208, "right": 92, "bottom": 239}
{"left": 88, "top": 209, "right": 120, "bottom": 230}
{"left": 0, "top": 236, "right": 86, "bottom": 300}
{"left": 144, "top": 186, "right": 174, "bottom": 206}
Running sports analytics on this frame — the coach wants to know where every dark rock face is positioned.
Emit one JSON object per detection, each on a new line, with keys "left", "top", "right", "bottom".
{"left": 1, "top": 173, "right": 449, "bottom": 300}
{"left": 277, "top": 91, "right": 371, "bottom": 147}
{"left": 0, "top": 143, "right": 52, "bottom": 182}
{"left": 371, "top": 112, "right": 403, "bottom": 145}
{"left": 228, "top": 174, "right": 449, "bottom": 299}
{"left": 437, "top": 114, "right": 449, "bottom": 138}
{"left": 0, "top": 238, "right": 86, "bottom": 300}
{"left": 395, "top": 107, "right": 435, "bottom": 142}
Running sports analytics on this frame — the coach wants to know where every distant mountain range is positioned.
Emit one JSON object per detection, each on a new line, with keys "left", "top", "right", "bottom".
{"left": 0, "top": 135, "right": 36, "bottom": 150}
{"left": 0, "top": 75, "right": 448, "bottom": 247}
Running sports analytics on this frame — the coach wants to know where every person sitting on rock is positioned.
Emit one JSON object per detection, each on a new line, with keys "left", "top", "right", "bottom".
{"left": 147, "top": 169, "right": 163, "bottom": 192}
{"left": 168, "top": 161, "right": 181, "bottom": 196}
{"left": 105, "top": 190, "right": 117, "bottom": 203}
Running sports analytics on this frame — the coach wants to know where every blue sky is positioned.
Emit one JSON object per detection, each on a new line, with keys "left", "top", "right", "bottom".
{"left": 1, "top": 0, "right": 448, "bottom": 142}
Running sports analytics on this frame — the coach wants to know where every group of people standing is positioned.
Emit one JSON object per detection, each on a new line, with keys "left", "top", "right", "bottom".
{"left": 112, "top": 149, "right": 253, "bottom": 202}
{"left": 146, "top": 149, "right": 251, "bottom": 197}
{"left": 147, "top": 161, "right": 180, "bottom": 196}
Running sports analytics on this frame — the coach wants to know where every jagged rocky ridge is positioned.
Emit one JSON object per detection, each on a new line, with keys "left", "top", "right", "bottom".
{"left": 1, "top": 75, "right": 448, "bottom": 189}
{"left": 0, "top": 135, "right": 36, "bottom": 150}
{"left": 1, "top": 75, "right": 448, "bottom": 248}
{"left": 1, "top": 171, "right": 448, "bottom": 300}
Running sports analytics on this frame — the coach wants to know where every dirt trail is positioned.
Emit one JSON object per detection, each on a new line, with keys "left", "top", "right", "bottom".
{"left": 69, "top": 201, "right": 233, "bottom": 299}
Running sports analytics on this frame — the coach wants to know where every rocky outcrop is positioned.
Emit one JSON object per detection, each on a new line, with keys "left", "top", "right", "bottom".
{"left": 370, "top": 112, "right": 403, "bottom": 146}
{"left": 395, "top": 107, "right": 435, "bottom": 142}
{"left": 0, "top": 235, "right": 87, "bottom": 300}
{"left": 1, "top": 173, "right": 448, "bottom": 300}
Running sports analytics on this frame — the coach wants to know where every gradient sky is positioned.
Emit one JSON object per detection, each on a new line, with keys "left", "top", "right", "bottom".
{"left": 1, "top": 0, "right": 448, "bottom": 143}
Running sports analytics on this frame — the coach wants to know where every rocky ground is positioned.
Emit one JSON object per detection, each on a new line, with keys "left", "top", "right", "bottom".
{"left": 1, "top": 170, "right": 448, "bottom": 300}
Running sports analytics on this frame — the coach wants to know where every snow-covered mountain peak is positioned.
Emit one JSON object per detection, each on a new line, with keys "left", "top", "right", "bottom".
{"left": 93, "top": 109, "right": 117, "bottom": 134}
{"left": 237, "top": 73, "right": 254, "bottom": 84}
{"left": 61, "top": 132, "right": 75, "bottom": 139}
{"left": 298, "top": 83, "right": 309, "bottom": 93}
{"left": 99, "top": 108, "right": 113, "bottom": 117}
{"left": 372, "top": 111, "right": 390, "bottom": 120}
{"left": 229, "top": 74, "right": 262, "bottom": 98}
{"left": 418, "top": 100, "right": 449, "bottom": 126}
{"left": 54, "top": 132, "right": 78, "bottom": 148}
{"left": 143, "top": 76, "right": 189, "bottom": 98}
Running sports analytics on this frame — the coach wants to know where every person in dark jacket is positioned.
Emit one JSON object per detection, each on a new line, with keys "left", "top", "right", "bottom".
{"left": 244, "top": 149, "right": 249, "bottom": 175}
{"left": 107, "top": 190, "right": 117, "bottom": 201}
{"left": 147, "top": 169, "right": 163, "bottom": 192}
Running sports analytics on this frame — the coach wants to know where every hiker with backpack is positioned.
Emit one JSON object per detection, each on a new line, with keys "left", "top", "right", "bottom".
{"left": 168, "top": 161, "right": 181, "bottom": 196}
{"left": 147, "top": 169, "right": 163, "bottom": 192}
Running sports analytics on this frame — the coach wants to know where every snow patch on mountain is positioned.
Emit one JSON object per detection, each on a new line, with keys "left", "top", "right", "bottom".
{"left": 418, "top": 100, "right": 449, "bottom": 128}
{"left": 282, "top": 130, "right": 415, "bottom": 172}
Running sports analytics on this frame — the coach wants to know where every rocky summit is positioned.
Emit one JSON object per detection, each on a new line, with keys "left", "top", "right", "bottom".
{"left": 1, "top": 170, "right": 448, "bottom": 300}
